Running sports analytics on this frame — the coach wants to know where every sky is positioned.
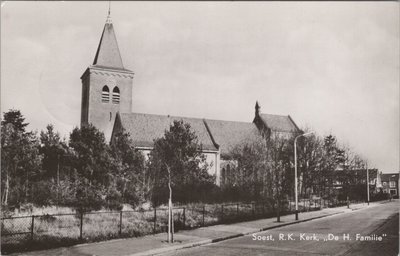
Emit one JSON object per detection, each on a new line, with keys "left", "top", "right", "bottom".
{"left": 1, "top": 2, "right": 399, "bottom": 173}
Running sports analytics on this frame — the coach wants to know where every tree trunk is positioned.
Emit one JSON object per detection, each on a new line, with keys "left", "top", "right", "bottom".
{"left": 142, "top": 168, "right": 146, "bottom": 200}
{"left": 121, "top": 178, "right": 127, "bottom": 202}
{"left": 25, "top": 169, "right": 29, "bottom": 202}
{"left": 276, "top": 199, "right": 281, "bottom": 222}
{"left": 3, "top": 170, "right": 9, "bottom": 205}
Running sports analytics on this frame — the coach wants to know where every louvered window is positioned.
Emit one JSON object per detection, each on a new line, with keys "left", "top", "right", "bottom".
{"left": 102, "top": 86, "right": 110, "bottom": 103}
{"left": 112, "top": 86, "right": 120, "bottom": 104}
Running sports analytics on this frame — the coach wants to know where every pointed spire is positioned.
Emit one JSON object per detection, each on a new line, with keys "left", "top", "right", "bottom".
{"left": 255, "top": 101, "right": 261, "bottom": 116}
{"left": 93, "top": 10, "right": 124, "bottom": 69}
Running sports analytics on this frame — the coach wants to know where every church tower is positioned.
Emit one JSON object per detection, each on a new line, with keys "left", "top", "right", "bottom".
{"left": 80, "top": 14, "right": 133, "bottom": 140}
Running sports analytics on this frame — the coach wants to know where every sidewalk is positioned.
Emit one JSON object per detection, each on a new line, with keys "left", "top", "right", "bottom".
{"left": 15, "top": 202, "right": 379, "bottom": 256}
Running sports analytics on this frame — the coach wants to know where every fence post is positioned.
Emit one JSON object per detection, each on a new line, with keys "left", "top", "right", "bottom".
{"left": 237, "top": 203, "right": 239, "bottom": 216}
{"left": 202, "top": 205, "right": 205, "bottom": 227}
{"left": 308, "top": 199, "right": 311, "bottom": 211}
{"left": 303, "top": 199, "right": 305, "bottom": 212}
{"left": 182, "top": 207, "right": 186, "bottom": 229}
{"left": 119, "top": 211, "right": 123, "bottom": 235}
{"left": 31, "top": 215, "right": 35, "bottom": 240}
{"left": 79, "top": 212, "right": 83, "bottom": 240}
{"left": 153, "top": 207, "right": 157, "bottom": 234}
{"left": 252, "top": 203, "right": 255, "bottom": 218}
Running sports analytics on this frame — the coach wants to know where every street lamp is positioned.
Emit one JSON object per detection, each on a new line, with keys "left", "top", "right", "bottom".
{"left": 366, "top": 163, "right": 369, "bottom": 205}
{"left": 294, "top": 131, "right": 314, "bottom": 221}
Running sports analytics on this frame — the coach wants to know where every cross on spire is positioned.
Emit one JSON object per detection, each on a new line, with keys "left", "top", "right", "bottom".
{"left": 106, "top": 1, "right": 112, "bottom": 24}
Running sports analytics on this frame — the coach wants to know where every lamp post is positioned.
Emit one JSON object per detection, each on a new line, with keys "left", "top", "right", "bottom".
{"left": 294, "top": 132, "right": 313, "bottom": 220}
{"left": 366, "top": 163, "right": 369, "bottom": 205}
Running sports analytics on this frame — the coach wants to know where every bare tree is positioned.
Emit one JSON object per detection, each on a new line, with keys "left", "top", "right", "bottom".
{"left": 267, "top": 133, "right": 292, "bottom": 222}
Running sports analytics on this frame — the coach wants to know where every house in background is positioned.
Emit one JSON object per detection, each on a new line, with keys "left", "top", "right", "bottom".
{"left": 81, "top": 15, "right": 301, "bottom": 186}
{"left": 332, "top": 168, "right": 379, "bottom": 200}
{"left": 379, "top": 173, "right": 399, "bottom": 198}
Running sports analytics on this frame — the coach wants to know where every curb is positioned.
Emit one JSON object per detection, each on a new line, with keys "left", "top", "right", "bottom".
{"left": 128, "top": 210, "right": 345, "bottom": 256}
{"left": 131, "top": 239, "right": 213, "bottom": 256}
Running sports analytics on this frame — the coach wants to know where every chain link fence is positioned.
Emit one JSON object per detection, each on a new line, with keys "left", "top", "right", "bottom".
{"left": 1, "top": 198, "right": 357, "bottom": 254}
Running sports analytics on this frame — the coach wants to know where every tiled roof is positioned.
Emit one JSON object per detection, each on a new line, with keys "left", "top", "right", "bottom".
{"left": 118, "top": 112, "right": 299, "bottom": 156}
{"left": 259, "top": 114, "right": 299, "bottom": 132}
{"left": 381, "top": 173, "right": 399, "bottom": 182}
{"left": 93, "top": 22, "right": 124, "bottom": 69}
{"left": 119, "top": 113, "right": 218, "bottom": 151}
{"left": 204, "top": 119, "right": 262, "bottom": 155}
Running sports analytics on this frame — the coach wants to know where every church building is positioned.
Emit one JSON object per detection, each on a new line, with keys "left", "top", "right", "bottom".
{"left": 80, "top": 15, "right": 301, "bottom": 186}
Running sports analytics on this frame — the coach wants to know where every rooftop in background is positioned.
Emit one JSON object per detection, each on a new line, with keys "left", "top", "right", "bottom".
{"left": 259, "top": 114, "right": 300, "bottom": 133}
{"left": 380, "top": 173, "right": 399, "bottom": 182}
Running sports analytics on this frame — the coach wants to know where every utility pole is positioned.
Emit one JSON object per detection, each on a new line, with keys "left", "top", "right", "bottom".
{"left": 366, "top": 163, "right": 370, "bottom": 206}
{"left": 57, "top": 154, "right": 60, "bottom": 205}
{"left": 294, "top": 137, "right": 299, "bottom": 220}
{"left": 294, "top": 132, "right": 313, "bottom": 221}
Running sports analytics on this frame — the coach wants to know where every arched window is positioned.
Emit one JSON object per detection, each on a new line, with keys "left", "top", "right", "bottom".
{"left": 102, "top": 86, "right": 110, "bottom": 103}
{"left": 112, "top": 86, "right": 120, "bottom": 104}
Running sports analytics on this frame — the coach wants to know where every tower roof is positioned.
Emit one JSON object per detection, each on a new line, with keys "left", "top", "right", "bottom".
{"left": 93, "top": 16, "right": 124, "bottom": 69}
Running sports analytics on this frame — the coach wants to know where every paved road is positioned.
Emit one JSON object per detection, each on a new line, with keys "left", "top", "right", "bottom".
{"left": 166, "top": 201, "right": 399, "bottom": 256}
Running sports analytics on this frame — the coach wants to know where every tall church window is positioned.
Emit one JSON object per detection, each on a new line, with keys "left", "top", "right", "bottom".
{"left": 112, "top": 86, "right": 120, "bottom": 104}
{"left": 102, "top": 86, "right": 110, "bottom": 103}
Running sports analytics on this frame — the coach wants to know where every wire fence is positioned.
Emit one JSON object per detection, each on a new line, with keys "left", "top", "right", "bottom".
{"left": 1, "top": 198, "right": 358, "bottom": 254}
